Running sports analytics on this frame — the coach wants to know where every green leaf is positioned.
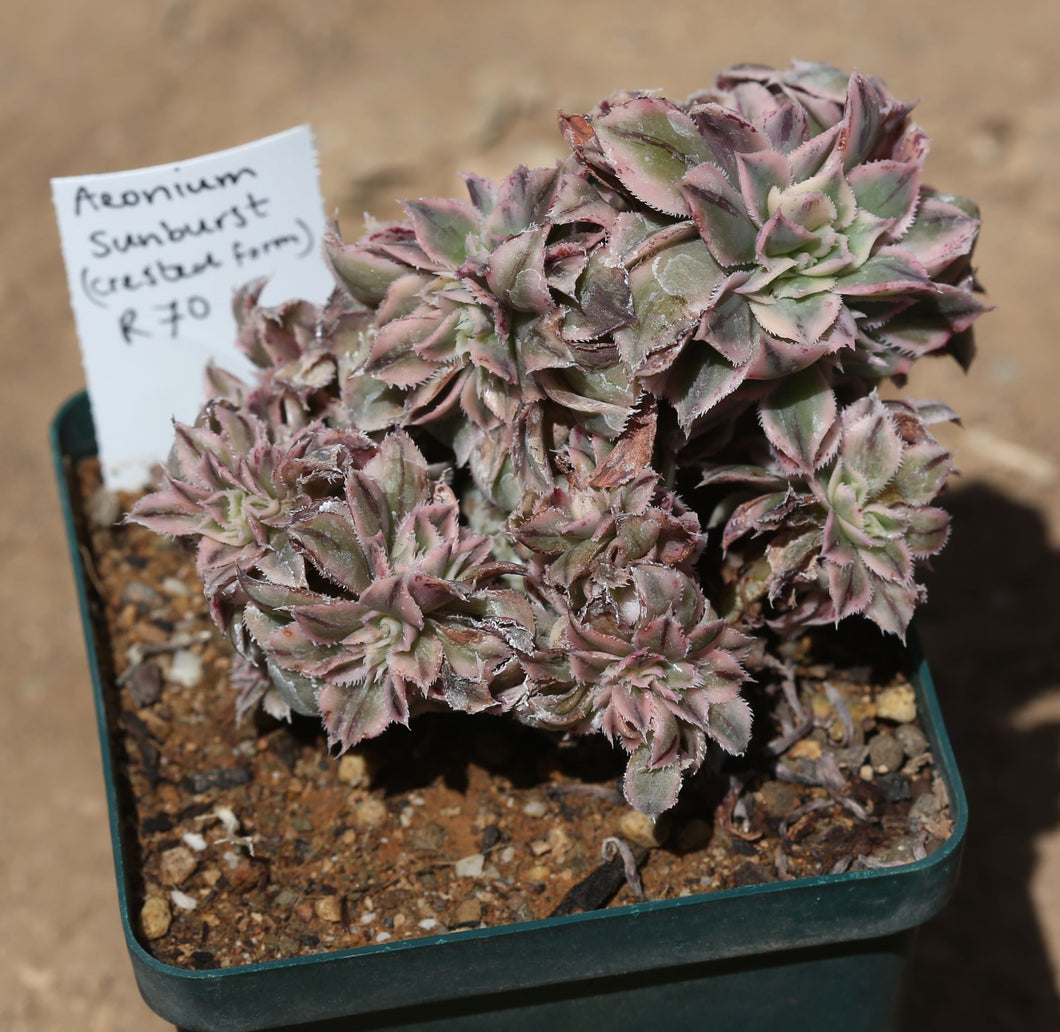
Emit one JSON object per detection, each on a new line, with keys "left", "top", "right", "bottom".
{"left": 681, "top": 162, "right": 758, "bottom": 266}
{"left": 759, "top": 366, "right": 838, "bottom": 472}
{"left": 595, "top": 98, "right": 713, "bottom": 216}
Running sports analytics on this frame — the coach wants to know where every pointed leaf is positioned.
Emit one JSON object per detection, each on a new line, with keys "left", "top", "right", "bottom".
{"left": 681, "top": 162, "right": 758, "bottom": 266}
{"left": 623, "top": 746, "right": 682, "bottom": 816}
{"left": 594, "top": 98, "right": 713, "bottom": 216}
{"left": 402, "top": 198, "right": 479, "bottom": 266}
{"left": 748, "top": 292, "right": 841, "bottom": 346}
{"left": 705, "top": 695, "right": 753, "bottom": 754}
{"left": 827, "top": 557, "right": 872, "bottom": 618}
{"left": 760, "top": 367, "right": 838, "bottom": 472}
{"left": 905, "top": 506, "right": 950, "bottom": 557}
{"left": 847, "top": 160, "right": 920, "bottom": 231}
{"left": 735, "top": 149, "right": 791, "bottom": 223}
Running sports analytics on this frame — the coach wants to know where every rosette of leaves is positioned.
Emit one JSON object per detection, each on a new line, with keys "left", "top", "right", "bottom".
{"left": 560, "top": 61, "right": 988, "bottom": 460}
{"left": 324, "top": 164, "right": 642, "bottom": 505}
{"left": 203, "top": 283, "right": 374, "bottom": 441}
{"left": 520, "top": 565, "right": 751, "bottom": 815}
{"left": 231, "top": 431, "right": 536, "bottom": 750}
{"left": 709, "top": 392, "right": 956, "bottom": 636}
{"left": 508, "top": 428, "right": 702, "bottom": 612}
{"left": 128, "top": 402, "right": 376, "bottom": 621}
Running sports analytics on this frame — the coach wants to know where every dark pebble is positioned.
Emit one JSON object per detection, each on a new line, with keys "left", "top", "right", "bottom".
{"left": 876, "top": 772, "right": 912, "bottom": 802}
{"left": 731, "top": 861, "right": 777, "bottom": 887}
{"left": 181, "top": 767, "right": 253, "bottom": 793}
{"left": 298, "top": 935, "right": 320, "bottom": 948}
{"left": 127, "top": 660, "right": 164, "bottom": 707}
{"left": 480, "top": 824, "right": 502, "bottom": 852}
{"left": 730, "top": 837, "right": 759, "bottom": 857}
{"left": 189, "top": 951, "right": 219, "bottom": 970}
{"left": 549, "top": 845, "right": 648, "bottom": 916}
{"left": 142, "top": 813, "right": 174, "bottom": 833}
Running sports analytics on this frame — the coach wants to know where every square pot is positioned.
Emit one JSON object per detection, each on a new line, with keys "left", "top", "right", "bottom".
{"left": 53, "top": 390, "right": 967, "bottom": 1032}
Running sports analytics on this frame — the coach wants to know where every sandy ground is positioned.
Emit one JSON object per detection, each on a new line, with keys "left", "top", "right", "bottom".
{"left": 2, "top": 2, "right": 1057, "bottom": 1029}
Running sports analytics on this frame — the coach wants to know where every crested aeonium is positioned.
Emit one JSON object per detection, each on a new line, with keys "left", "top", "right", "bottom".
{"left": 129, "top": 60, "right": 989, "bottom": 817}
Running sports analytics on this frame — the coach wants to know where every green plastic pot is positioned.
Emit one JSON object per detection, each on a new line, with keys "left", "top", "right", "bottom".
{"left": 53, "top": 391, "right": 968, "bottom": 1032}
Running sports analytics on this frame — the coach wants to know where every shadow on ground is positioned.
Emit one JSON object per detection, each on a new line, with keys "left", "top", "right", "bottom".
{"left": 903, "top": 483, "right": 1060, "bottom": 1030}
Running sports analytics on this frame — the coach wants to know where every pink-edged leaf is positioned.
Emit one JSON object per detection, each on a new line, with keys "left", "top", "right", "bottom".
{"left": 324, "top": 223, "right": 407, "bottom": 306}
{"left": 756, "top": 209, "right": 818, "bottom": 258}
{"left": 468, "top": 329, "right": 518, "bottom": 384}
{"left": 862, "top": 577, "right": 917, "bottom": 638}
{"left": 704, "top": 695, "right": 753, "bottom": 754}
{"left": 402, "top": 198, "right": 479, "bottom": 267}
{"left": 827, "top": 557, "right": 873, "bottom": 618}
{"left": 861, "top": 538, "right": 913, "bottom": 584}
{"left": 319, "top": 678, "right": 409, "bottom": 751}
{"left": 667, "top": 347, "right": 748, "bottom": 430}
{"left": 698, "top": 289, "right": 755, "bottom": 366}
{"left": 846, "top": 160, "right": 920, "bottom": 234}
{"left": 485, "top": 227, "right": 553, "bottom": 314}
{"left": 623, "top": 746, "right": 682, "bottom": 817}
{"left": 722, "top": 490, "right": 795, "bottom": 549}
{"left": 735, "top": 149, "right": 791, "bottom": 223}
{"left": 786, "top": 123, "right": 842, "bottom": 181}
{"left": 593, "top": 98, "right": 713, "bottom": 216}
{"left": 892, "top": 440, "right": 953, "bottom": 506}
{"left": 904, "top": 506, "right": 950, "bottom": 557}
{"left": 894, "top": 193, "right": 980, "bottom": 275}
{"left": 687, "top": 102, "right": 768, "bottom": 181}
{"left": 483, "top": 165, "right": 559, "bottom": 241}
{"left": 365, "top": 431, "right": 430, "bottom": 519}
{"left": 377, "top": 272, "right": 432, "bottom": 324}
{"left": 288, "top": 510, "right": 372, "bottom": 594}
{"left": 760, "top": 367, "right": 838, "bottom": 472}
{"left": 748, "top": 291, "right": 841, "bottom": 346}
{"left": 357, "top": 574, "right": 425, "bottom": 635}
{"left": 761, "top": 100, "right": 811, "bottom": 154}
{"left": 367, "top": 314, "right": 451, "bottom": 385}
{"left": 834, "top": 249, "right": 930, "bottom": 296}
{"left": 291, "top": 600, "right": 368, "bottom": 643}
{"left": 840, "top": 398, "right": 903, "bottom": 494}
{"left": 615, "top": 236, "right": 723, "bottom": 372}
{"left": 389, "top": 631, "right": 445, "bottom": 688}
{"left": 681, "top": 162, "right": 758, "bottom": 266}
{"left": 837, "top": 72, "right": 883, "bottom": 170}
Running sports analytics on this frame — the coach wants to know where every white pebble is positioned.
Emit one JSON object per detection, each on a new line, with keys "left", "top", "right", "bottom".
{"left": 182, "top": 832, "right": 207, "bottom": 852}
{"left": 454, "top": 853, "right": 485, "bottom": 878}
{"left": 375, "top": 932, "right": 392, "bottom": 943}
{"left": 161, "top": 576, "right": 190, "bottom": 597}
{"left": 418, "top": 918, "right": 438, "bottom": 931}
{"left": 167, "top": 650, "right": 203, "bottom": 688}
{"left": 170, "top": 890, "right": 198, "bottom": 911}
{"left": 522, "top": 800, "right": 547, "bottom": 817}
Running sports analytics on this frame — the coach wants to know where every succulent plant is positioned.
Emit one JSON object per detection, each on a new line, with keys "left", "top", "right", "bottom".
{"left": 521, "top": 565, "right": 752, "bottom": 816}
{"left": 323, "top": 165, "right": 644, "bottom": 506}
{"left": 131, "top": 61, "right": 988, "bottom": 815}
{"left": 509, "top": 427, "right": 702, "bottom": 612}
{"left": 560, "top": 60, "right": 989, "bottom": 462}
{"left": 707, "top": 393, "right": 956, "bottom": 636}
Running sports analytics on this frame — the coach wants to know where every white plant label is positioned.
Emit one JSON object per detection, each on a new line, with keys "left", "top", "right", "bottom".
{"left": 52, "top": 125, "right": 333, "bottom": 489}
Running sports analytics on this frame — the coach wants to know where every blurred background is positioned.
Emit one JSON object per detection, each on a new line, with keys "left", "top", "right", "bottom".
{"left": 3, "top": 2, "right": 1057, "bottom": 1028}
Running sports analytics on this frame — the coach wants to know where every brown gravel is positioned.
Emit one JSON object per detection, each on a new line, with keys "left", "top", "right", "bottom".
{"left": 74, "top": 457, "right": 952, "bottom": 971}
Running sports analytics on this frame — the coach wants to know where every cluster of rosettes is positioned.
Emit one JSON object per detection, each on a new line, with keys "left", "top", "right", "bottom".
{"left": 130, "top": 61, "right": 987, "bottom": 815}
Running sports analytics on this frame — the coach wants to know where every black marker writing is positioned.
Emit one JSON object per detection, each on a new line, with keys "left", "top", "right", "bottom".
{"left": 73, "top": 167, "right": 258, "bottom": 216}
